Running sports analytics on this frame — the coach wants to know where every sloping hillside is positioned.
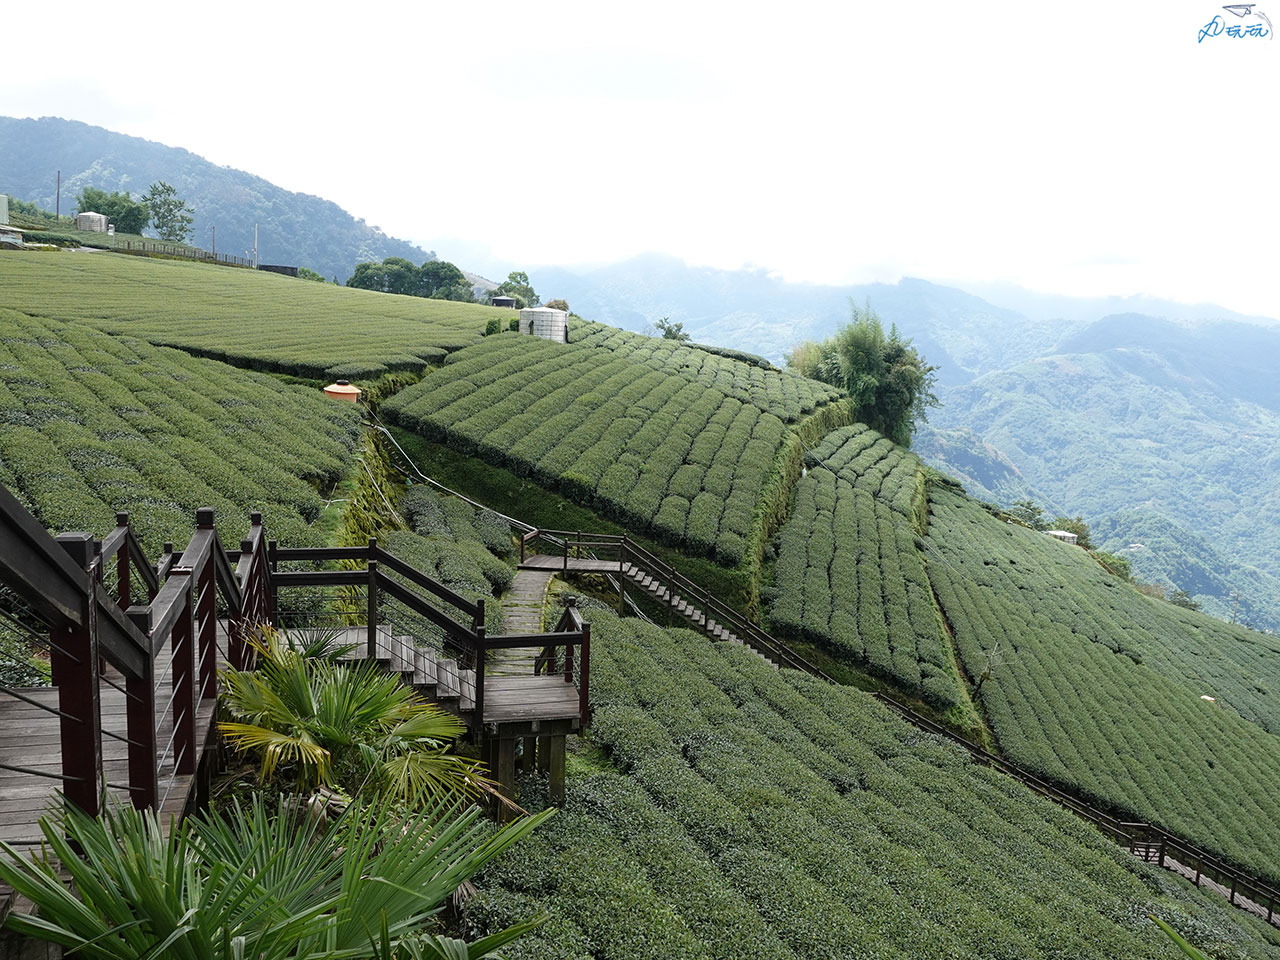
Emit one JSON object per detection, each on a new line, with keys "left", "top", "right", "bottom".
{"left": 0, "top": 116, "right": 436, "bottom": 282}
{"left": 0, "top": 302, "right": 359, "bottom": 551}
{"left": 382, "top": 325, "right": 850, "bottom": 568}
{"left": 925, "top": 482, "right": 1280, "bottom": 881}
{"left": 467, "top": 609, "right": 1280, "bottom": 959}
{"left": 0, "top": 254, "right": 501, "bottom": 379}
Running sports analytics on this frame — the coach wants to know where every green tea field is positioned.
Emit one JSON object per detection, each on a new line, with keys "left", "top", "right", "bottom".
{"left": 767, "top": 425, "right": 958, "bottom": 707}
{"left": 0, "top": 254, "right": 502, "bottom": 379}
{"left": 925, "top": 483, "right": 1280, "bottom": 881}
{"left": 0, "top": 303, "right": 360, "bottom": 551}
{"left": 466, "top": 609, "right": 1280, "bottom": 960}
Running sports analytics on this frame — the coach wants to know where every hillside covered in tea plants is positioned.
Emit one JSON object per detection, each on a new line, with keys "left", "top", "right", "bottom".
{"left": 4, "top": 249, "right": 1280, "bottom": 953}
{"left": 467, "top": 609, "right": 1280, "bottom": 960}
{"left": 0, "top": 303, "right": 361, "bottom": 552}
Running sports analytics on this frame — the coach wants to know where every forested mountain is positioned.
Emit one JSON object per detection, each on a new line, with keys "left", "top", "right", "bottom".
{"left": 0, "top": 116, "right": 434, "bottom": 282}
{"left": 535, "top": 257, "right": 1280, "bottom": 630}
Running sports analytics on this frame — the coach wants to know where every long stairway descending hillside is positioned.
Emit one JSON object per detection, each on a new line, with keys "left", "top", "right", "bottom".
{"left": 510, "top": 527, "right": 1280, "bottom": 927}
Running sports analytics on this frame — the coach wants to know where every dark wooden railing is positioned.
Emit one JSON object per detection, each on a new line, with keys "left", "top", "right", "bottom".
{"left": 519, "top": 524, "right": 1279, "bottom": 925}
{"left": 0, "top": 486, "right": 272, "bottom": 819}
{"left": 266, "top": 540, "right": 591, "bottom": 730}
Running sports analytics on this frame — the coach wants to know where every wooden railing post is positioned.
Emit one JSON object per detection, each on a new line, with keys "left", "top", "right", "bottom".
{"left": 52, "top": 532, "right": 103, "bottom": 816}
{"left": 579, "top": 621, "right": 590, "bottom": 725}
{"left": 115, "top": 512, "right": 132, "bottom": 609}
{"left": 267, "top": 539, "right": 279, "bottom": 627}
{"left": 474, "top": 625, "right": 486, "bottom": 728}
{"left": 126, "top": 606, "right": 159, "bottom": 810}
{"left": 564, "top": 596, "right": 576, "bottom": 683}
{"left": 195, "top": 509, "right": 218, "bottom": 702}
{"left": 367, "top": 537, "right": 379, "bottom": 661}
{"left": 169, "top": 568, "right": 198, "bottom": 776}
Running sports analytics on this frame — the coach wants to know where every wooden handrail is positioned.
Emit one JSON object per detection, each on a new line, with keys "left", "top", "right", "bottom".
{"left": 374, "top": 545, "right": 482, "bottom": 620}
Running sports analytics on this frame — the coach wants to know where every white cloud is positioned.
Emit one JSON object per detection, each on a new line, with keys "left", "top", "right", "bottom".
{"left": 3, "top": 0, "right": 1278, "bottom": 315}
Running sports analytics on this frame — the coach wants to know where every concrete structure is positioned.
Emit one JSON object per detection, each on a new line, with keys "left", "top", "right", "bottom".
{"left": 0, "top": 224, "right": 21, "bottom": 248}
{"left": 1046, "top": 530, "right": 1079, "bottom": 545}
{"left": 0, "top": 194, "right": 8, "bottom": 225}
{"left": 74, "top": 212, "right": 109, "bottom": 233}
{"left": 519, "top": 306, "right": 569, "bottom": 343}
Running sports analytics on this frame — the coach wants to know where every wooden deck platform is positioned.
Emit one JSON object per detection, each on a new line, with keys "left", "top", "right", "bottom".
{"left": 295, "top": 625, "right": 581, "bottom": 731}
{"left": 0, "top": 638, "right": 218, "bottom": 847}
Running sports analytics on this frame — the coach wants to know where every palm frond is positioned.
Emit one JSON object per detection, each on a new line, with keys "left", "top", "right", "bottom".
{"left": 218, "top": 722, "right": 330, "bottom": 785}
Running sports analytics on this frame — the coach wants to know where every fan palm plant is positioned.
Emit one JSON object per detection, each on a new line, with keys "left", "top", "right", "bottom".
{"left": 0, "top": 793, "right": 551, "bottom": 960}
{"left": 220, "top": 634, "right": 489, "bottom": 802}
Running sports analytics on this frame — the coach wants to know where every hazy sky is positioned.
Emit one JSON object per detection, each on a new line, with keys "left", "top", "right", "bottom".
{"left": 4, "top": 1, "right": 1278, "bottom": 315}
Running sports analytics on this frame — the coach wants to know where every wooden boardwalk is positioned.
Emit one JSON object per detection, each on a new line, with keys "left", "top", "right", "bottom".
{"left": 492, "top": 568, "right": 554, "bottom": 677}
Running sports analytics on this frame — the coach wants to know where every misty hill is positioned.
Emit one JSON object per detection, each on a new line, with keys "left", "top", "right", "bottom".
{"left": 1092, "top": 509, "right": 1280, "bottom": 630}
{"left": 0, "top": 116, "right": 433, "bottom": 282}
{"left": 532, "top": 256, "right": 1068, "bottom": 385}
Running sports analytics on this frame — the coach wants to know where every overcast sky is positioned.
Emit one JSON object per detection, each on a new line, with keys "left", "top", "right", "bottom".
{"left": 4, "top": 1, "right": 1278, "bottom": 315}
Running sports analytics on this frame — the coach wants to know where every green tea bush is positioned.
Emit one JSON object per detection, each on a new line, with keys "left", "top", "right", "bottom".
{"left": 925, "top": 484, "right": 1280, "bottom": 881}
{"left": 0, "top": 308, "right": 360, "bottom": 553}
{"left": 0, "top": 254, "right": 501, "bottom": 379}
{"left": 767, "top": 425, "right": 957, "bottom": 705}
{"left": 384, "top": 334, "right": 844, "bottom": 566}
{"left": 467, "top": 611, "right": 1280, "bottom": 959}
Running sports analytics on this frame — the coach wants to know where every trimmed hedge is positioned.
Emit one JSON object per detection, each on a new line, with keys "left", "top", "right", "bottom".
{"left": 465, "top": 611, "right": 1280, "bottom": 959}
{"left": 0, "top": 307, "right": 360, "bottom": 552}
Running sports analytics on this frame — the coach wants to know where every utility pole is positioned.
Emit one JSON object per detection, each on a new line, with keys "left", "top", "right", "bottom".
{"left": 253, "top": 223, "right": 258, "bottom": 269}
{"left": 55, "top": 170, "right": 60, "bottom": 219}
{"left": 211, "top": 226, "right": 216, "bottom": 257}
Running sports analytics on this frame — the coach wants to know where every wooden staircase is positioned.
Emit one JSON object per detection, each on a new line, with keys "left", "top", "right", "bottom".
{"left": 322, "top": 626, "right": 478, "bottom": 714}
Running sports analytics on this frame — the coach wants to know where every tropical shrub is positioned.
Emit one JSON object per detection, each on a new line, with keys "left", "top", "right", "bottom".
{"left": 220, "top": 636, "right": 488, "bottom": 801}
{"left": 0, "top": 793, "right": 552, "bottom": 960}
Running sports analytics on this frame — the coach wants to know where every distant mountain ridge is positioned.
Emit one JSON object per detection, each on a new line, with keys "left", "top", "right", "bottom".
{"left": 0, "top": 116, "right": 434, "bottom": 282}
{"left": 533, "top": 255, "right": 1280, "bottom": 630}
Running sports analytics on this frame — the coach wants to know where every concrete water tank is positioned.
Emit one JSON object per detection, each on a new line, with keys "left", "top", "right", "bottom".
{"left": 519, "top": 307, "right": 568, "bottom": 343}
{"left": 74, "top": 212, "right": 109, "bottom": 233}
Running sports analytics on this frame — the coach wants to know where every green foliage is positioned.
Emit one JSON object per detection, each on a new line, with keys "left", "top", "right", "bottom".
{"left": 767, "top": 424, "right": 958, "bottom": 706}
{"left": 925, "top": 484, "right": 1280, "bottom": 882}
{"left": 0, "top": 304, "right": 360, "bottom": 554}
{"left": 787, "top": 303, "right": 938, "bottom": 446}
{"left": 141, "top": 180, "right": 194, "bottom": 242}
{"left": 484, "top": 318, "right": 502, "bottom": 336}
{"left": 0, "top": 792, "right": 552, "bottom": 959}
{"left": 75, "top": 186, "right": 150, "bottom": 234}
{"left": 382, "top": 327, "right": 844, "bottom": 566}
{"left": 544, "top": 299, "right": 570, "bottom": 313}
{"left": 1008, "top": 498, "right": 1048, "bottom": 530}
{"left": 0, "top": 254, "right": 502, "bottom": 379}
{"left": 491, "top": 271, "right": 539, "bottom": 309}
{"left": 1092, "top": 550, "right": 1132, "bottom": 580}
{"left": 466, "top": 610, "right": 1280, "bottom": 960}
{"left": 220, "top": 630, "right": 490, "bottom": 800}
{"left": 298, "top": 266, "right": 328, "bottom": 282}
{"left": 654, "top": 317, "right": 690, "bottom": 342}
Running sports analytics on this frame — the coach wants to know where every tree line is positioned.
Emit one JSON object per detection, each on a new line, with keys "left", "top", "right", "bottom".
{"left": 75, "top": 183, "right": 194, "bottom": 242}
